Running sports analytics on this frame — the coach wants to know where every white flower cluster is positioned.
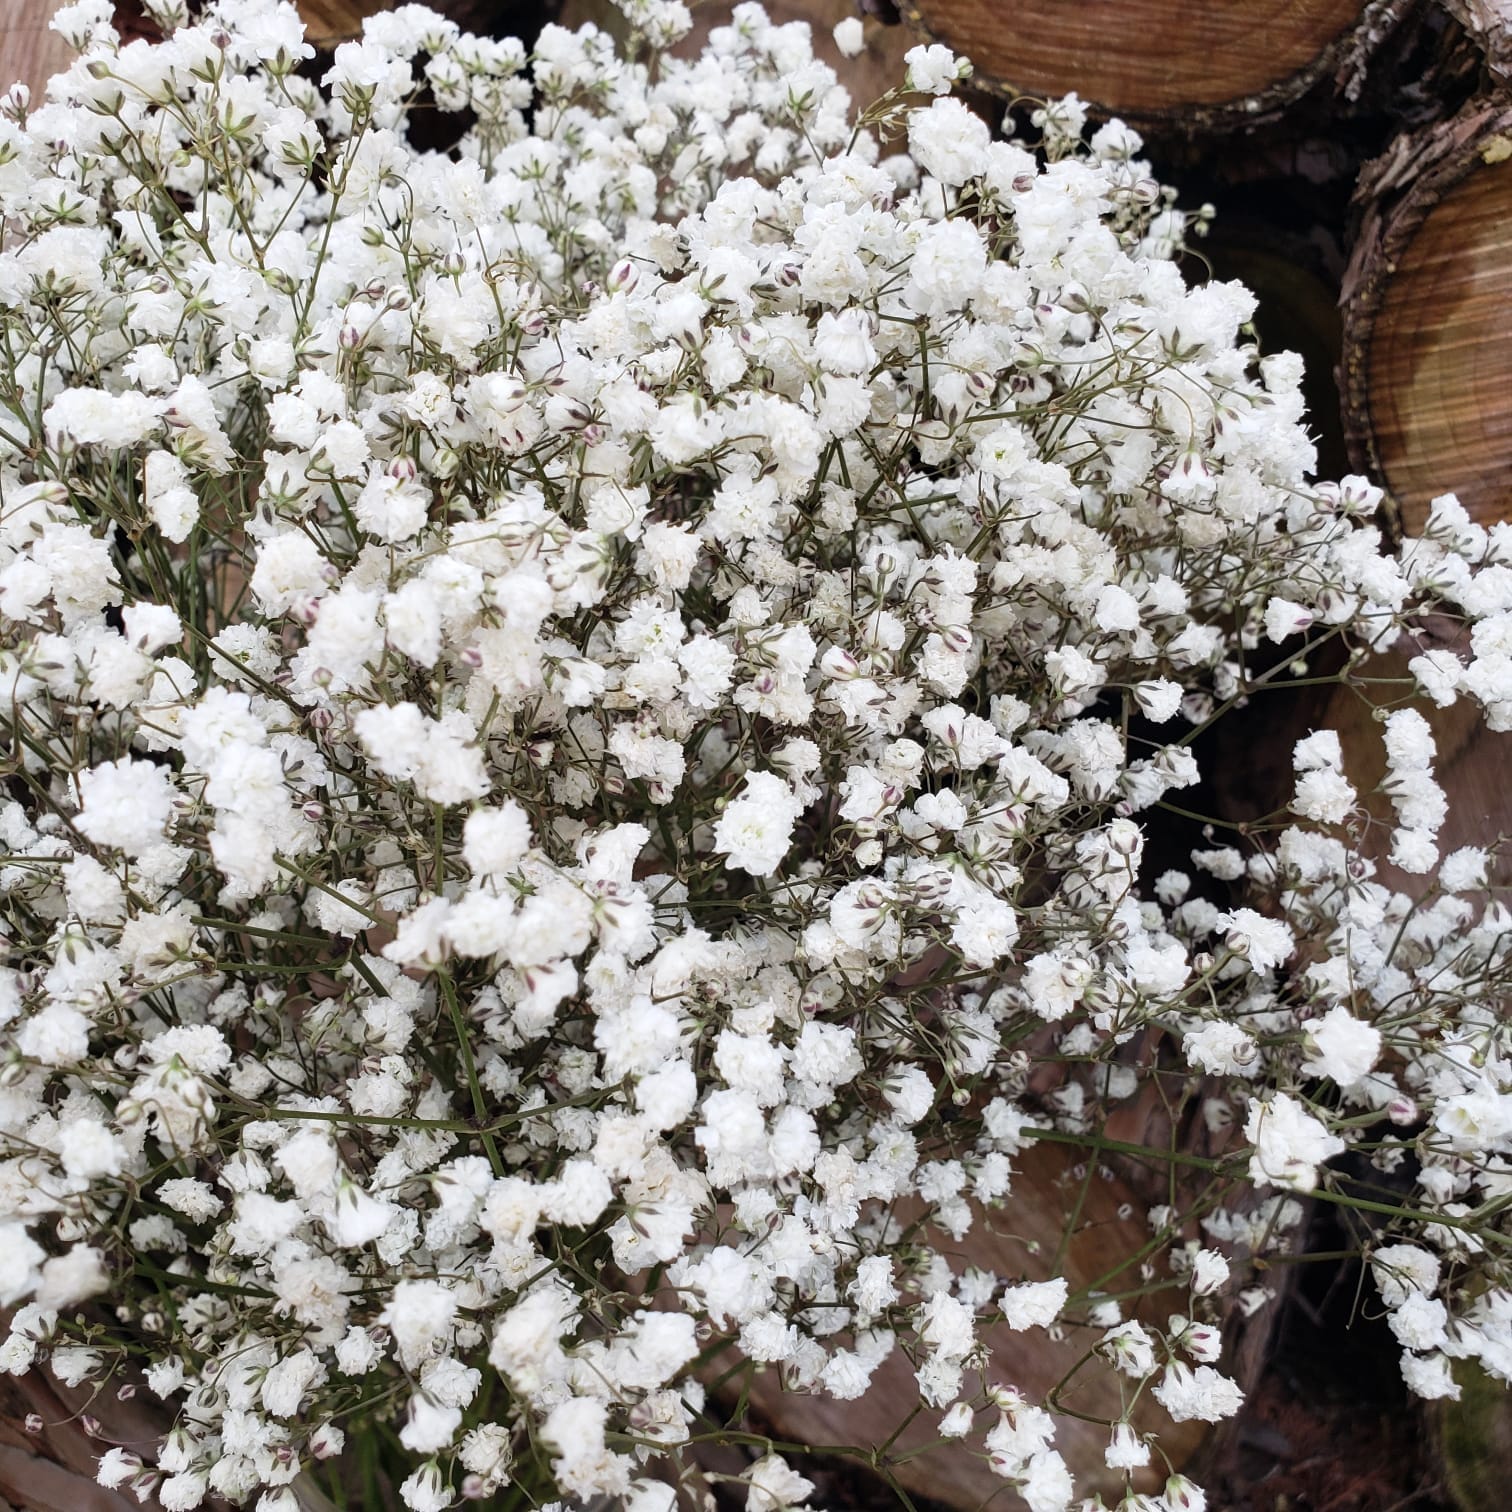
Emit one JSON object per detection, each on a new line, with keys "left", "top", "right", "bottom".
{"left": 0, "top": 1, "right": 1508, "bottom": 1509}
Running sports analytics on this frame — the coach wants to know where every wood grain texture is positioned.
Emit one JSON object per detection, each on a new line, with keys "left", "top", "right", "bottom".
{"left": 1316, "top": 617, "right": 1512, "bottom": 889}
{"left": 560, "top": 0, "right": 918, "bottom": 107}
{"left": 297, "top": 0, "right": 388, "bottom": 46}
{"left": 0, "top": 2, "right": 381, "bottom": 101}
{"left": 733, "top": 1065, "right": 1282, "bottom": 1509}
{"left": 718, "top": 0, "right": 916, "bottom": 106}
{"left": 737, "top": 1142, "right": 1205, "bottom": 1507}
{"left": 0, "top": 1, "right": 77, "bottom": 101}
{"left": 1341, "top": 102, "right": 1512, "bottom": 532}
{"left": 901, "top": 0, "right": 1399, "bottom": 129}
{"left": 0, "top": 1370, "right": 160, "bottom": 1512}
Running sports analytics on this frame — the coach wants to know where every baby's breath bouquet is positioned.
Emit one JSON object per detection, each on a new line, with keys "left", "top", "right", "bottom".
{"left": 0, "top": 0, "right": 1510, "bottom": 1508}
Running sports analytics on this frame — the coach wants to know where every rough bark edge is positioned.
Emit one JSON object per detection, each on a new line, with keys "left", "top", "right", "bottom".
{"left": 1441, "top": 0, "right": 1512, "bottom": 75}
{"left": 895, "top": 0, "right": 1414, "bottom": 132}
{"left": 1337, "top": 96, "right": 1512, "bottom": 539}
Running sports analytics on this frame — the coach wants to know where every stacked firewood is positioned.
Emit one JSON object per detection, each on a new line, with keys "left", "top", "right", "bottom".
{"left": 0, "top": 1, "right": 1508, "bottom": 1508}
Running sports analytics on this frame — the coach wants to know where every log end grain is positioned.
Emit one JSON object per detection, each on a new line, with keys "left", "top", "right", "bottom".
{"left": 1342, "top": 103, "right": 1512, "bottom": 532}
{"left": 902, "top": 0, "right": 1370, "bottom": 128}
{"left": 0, "top": 14, "right": 77, "bottom": 102}
{"left": 1342, "top": 105, "right": 1512, "bottom": 532}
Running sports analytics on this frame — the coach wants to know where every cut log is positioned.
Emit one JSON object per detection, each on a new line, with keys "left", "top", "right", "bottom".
{"left": 731, "top": 1072, "right": 1284, "bottom": 1509}
{"left": 298, "top": 0, "right": 557, "bottom": 46}
{"left": 0, "top": 3, "right": 365, "bottom": 102}
{"left": 0, "top": 1368, "right": 164, "bottom": 1512}
{"left": 297, "top": 0, "right": 384, "bottom": 47}
{"left": 683, "top": 0, "right": 916, "bottom": 106}
{"left": 1312, "top": 617, "right": 1512, "bottom": 887}
{"left": 898, "top": 0, "right": 1406, "bottom": 131}
{"left": 0, "top": 1, "right": 76, "bottom": 100}
{"left": 558, "top": 0, "right": 919, "bottom": 110}
{"left": 1340, "top": 100, "right": 1512, "bottom": 533}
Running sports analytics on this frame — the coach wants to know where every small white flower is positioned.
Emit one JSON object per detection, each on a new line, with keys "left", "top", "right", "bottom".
{"left": 1001, "top": 1278, "right": 1067, "bottom": 1331}
{"left": 905, "top": 42, "right": 967, "bottom": 94}
{"left": 832, "top": 16, "right": 864, "bottom": 57}
{"left": 712, "top": 772, "right": 804, "bottom": 877}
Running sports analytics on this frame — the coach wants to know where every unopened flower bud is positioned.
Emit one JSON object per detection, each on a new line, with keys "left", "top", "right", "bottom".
{"left": 1164, "top": 1476, "right": 1206, "bottom": 1512}
{"left": 177, "top": 1077, "right": 212, "bottom": 1113}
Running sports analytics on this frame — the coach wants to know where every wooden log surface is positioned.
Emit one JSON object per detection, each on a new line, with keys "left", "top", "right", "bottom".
{"left": 0, "top": 3, "right": 1403, "bottom": 1510}
{"left": 558, "top": 0, "right": 917, "bottom": 109}
{"left": 0, "top": 1369, "right": 161, "bottom": 1512}
{"left": 298, "top": 0, "right": 385, "bottom": 46}
{"left": 730, "top": 1059, "right": 1283, "bottom": 1509}
{"left": 899, "top": 0, "right": 1409, "bottom": 130}
{"left": 0, "top": 1, "right": 75, "bottom": 101}
{"left": 1316, "top": 618, "right": 1512, "bottom": 888}
{"left": 1341, "top": 99, "right": 1512, "bottom": 533}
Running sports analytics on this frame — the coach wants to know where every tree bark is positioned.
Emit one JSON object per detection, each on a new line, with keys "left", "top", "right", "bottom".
{"left": 898, "top": 0, "right": 1412, "bottom": 131}
{"left": 1340, "top": 98, "right": 1512, "bottom": 532}
{"left": 1441, "top": 0, "right": 1512, "bottom": 77}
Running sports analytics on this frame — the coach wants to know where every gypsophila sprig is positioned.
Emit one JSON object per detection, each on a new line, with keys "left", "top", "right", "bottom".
{"left": 0, "top": 2, "right": 1510, "bottom": 1510}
